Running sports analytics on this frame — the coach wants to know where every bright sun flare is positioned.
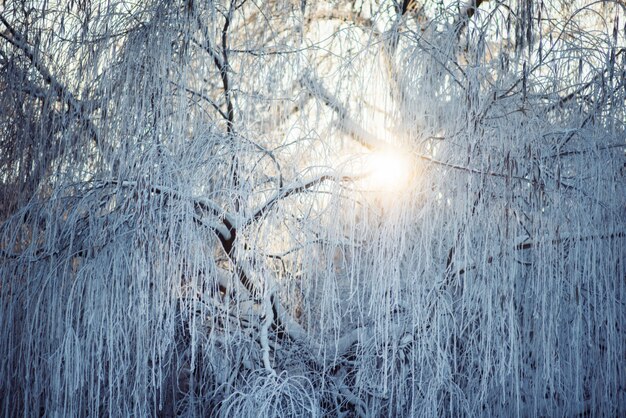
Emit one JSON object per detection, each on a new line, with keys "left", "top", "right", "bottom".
{"left": 363, "top": 149, "right": 413, "bottom": 192}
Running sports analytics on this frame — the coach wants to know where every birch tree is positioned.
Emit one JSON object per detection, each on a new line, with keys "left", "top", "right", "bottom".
{"left": 1, "top": 0, "right": 625, "bottom": 416}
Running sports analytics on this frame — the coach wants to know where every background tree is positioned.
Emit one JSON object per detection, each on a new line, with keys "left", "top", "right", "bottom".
{"left": 1, "top": 0, "right": 624, "bottom": 416}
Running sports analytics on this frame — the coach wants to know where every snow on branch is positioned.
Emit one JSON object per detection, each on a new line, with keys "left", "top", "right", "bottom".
{"left": 247, "top": 173, "right": 354, "bottom": 227}
{"left": 0, "top": 15, "right": 100, "bottom": 144}
{"left": 300, "top": 74, "right": 389, "bottom": 150}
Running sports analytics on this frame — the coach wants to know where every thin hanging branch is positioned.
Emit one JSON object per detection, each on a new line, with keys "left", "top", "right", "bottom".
{"left": 0, "top": 15, "right": 100, "bottom": 145}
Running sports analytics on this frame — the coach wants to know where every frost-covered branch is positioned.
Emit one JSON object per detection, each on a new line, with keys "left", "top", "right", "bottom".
{"left": 248, "top": 173, "right": 353, "bottom": 226}
{"left": 0, "top": 14, "right": 100, "bottom": 144}
{"left": 2, "top": 1, "right": 625, "bottom": 416}
{"left": 301, "top": 74, "right": 389, "bottom": 150}
{"left": 453, "top": 0, "right": 488, "bottom": 35}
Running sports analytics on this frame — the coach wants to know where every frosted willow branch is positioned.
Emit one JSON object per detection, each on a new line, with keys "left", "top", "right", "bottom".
{"left": 448, "top": 231, "right": 626, "bottom": 279}
{"left": 103, "top": 176, "right": 359, "bottom": 348}
{"left": 246, "top": 173, "right": 354, "bottom": 227}
{"left": 300, "top": 74, "right": 387, "bottom": 150}
{"left": 0, "top": 15, "right": 100, "bottom": 144}
{"left": 302, "top": 73, "right": 548, "bottom": 185}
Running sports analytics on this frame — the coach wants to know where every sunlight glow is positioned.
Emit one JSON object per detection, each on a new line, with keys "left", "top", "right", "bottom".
{"left": 363, "top": 148, "right": 413, "bottom": 192}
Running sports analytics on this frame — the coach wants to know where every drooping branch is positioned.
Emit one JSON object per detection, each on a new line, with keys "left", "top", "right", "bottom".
{"left": 247, "top": 173, "right": 353, "bottom": 227}
{"left": 171, "top": 80, "right": 229, "bottom": 121}
{"left": 546, "top": 48, "right": 626, "bottom": 112}
{"left": 447, "top": 231, "right": 626, "bottom": 279}
{"left": 302, "top": 73, "right": 547, "bottom": 185}
{"left": 100, "top": 177, "right": 356, "bottom": 348}
{"left": 0, "top": 15, "right": 100, "bottom": 145}
{"left": 513, "top": 231, "right": 626, "bottom": 251}
{"left": 300, "top": 74, "right": 388, "bottom": 150}
{"left": 454, "top": 0, "right": 488, "bottom": 36}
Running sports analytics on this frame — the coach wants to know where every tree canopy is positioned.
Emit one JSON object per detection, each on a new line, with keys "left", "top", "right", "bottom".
{"left": 1, "top": 1, "right": 625, "bottom": 416}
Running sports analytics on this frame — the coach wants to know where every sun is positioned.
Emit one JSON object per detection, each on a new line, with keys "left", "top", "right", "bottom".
{"left": 362, "top": 148, "right": 413, "bottom": 192}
